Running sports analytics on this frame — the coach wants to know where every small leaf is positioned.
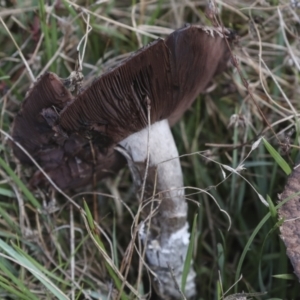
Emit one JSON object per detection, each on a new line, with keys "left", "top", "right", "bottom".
{"left": 0, "top": 188, "right": 15, "bottom": 198}
{"left": 251, "top": 136, "right": 263, "bottom": 151}
{"left": 262, "top": 138, "right": 291, "bottom": 175}
{"left": 273, "top": 273, "right": 295, "bottom": 280}
{"left": 83, "top": 200, "right": 104, "bottom": 248}
{"left": 220, "top": 166, "right": 226, "bottom": 179}
{"left": 83, "top": 200, "right": 94, "bottom": 230}
{"left": 258, "top": 193, "right": 269, "bottom": 207}
{"left": 217, "top": 243, "right": 225, "bottom": 271}
{"left": 222, "top": 164, "right": 235, "bottom": 173}
{"left": 267, "top": 195, "right": 277, "bottom": 219}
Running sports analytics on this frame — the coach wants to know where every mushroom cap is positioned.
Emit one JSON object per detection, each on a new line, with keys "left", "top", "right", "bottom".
{"left": 165, "top": 25, "right": 231, "bottom": 125}
{"left": 59, "top": 25, "right": 231, "bottom": 147}
{"left": 12, "top": 24, "right": 232, "bottom": 190}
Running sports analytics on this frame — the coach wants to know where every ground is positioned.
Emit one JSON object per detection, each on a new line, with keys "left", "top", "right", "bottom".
{"left": 0, "top": 0, "right": 300, "bottom": 299}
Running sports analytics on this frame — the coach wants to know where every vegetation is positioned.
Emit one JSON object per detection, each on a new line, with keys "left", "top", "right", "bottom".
{"left": 0, "top": 0, "right": 299, "bottom": 299}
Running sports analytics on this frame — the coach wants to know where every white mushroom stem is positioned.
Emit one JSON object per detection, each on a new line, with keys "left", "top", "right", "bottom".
{"left": 118, "top": 119, "right": 196, "bottom": 299}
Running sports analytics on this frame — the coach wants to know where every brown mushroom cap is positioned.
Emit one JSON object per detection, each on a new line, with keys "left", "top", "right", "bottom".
{"left": 165, "top": 25, "right": 231, "bottom": 125}
{"left": 12, "top": 24, "right": 232, "bottom": 190}
{"left": 59, "top": 37, "right": 173, "bottom": 148}
{"left": 59, "top": 25, "right": 231, "bottom": 146}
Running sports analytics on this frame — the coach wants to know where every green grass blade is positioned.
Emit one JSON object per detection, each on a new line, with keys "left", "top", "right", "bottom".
{"left": 234, "top": 211, "right": 271, "bottom": 292}
{"left": 181, "top": 214, "right": 197, "bottom": 292}
{"left": 0, "top": 260, "right": 39, "bottom": 300}
{"left": 267, "top": 195, "right": 277, "bottom": 219}
{"left": 0, "top": 157, "right": 40, "bottom": 208}
{"left": 0, "top": 278, "right": 34, "bottom": 300}
{"left": 0, "top": 239, "right": 69, "bottom": 300}
{"left": 82, "top": 202, "right": 128, "bottom": 300}
{"left": 262, "top": 138, "right": 291, "bottom": 175}
{"left": 273, "top": 274, "right": 295, "bottom": 280}
{"left": 0, "top": 187, "right": 14, "bottom": 197}
{"left": 38, "top": 0, "right": 55, "bottom": 72}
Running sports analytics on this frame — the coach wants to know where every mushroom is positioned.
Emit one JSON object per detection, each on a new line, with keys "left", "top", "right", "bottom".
{"left": 12, "top": 25, "right": 231, "bottom": 192}
{"left": 12, "top": 24, "right": 233, "bottom": 299}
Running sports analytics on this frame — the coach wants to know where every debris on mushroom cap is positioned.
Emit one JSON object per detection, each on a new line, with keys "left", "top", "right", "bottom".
{"left": 12, "top": 72, "right": 73, "bottom": 164}
{"left": 12, "top": 73, "right": 125, "bottom": 189}
{"left": 12, "top": 24, "right": 233, "bottom": 190}
{"left": 278, "top": 164, "right": 300, "bottom": 280}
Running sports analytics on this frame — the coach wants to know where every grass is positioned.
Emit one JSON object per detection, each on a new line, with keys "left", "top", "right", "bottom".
{"left": 0, "top": 0, "right": 300, "bottom": 299}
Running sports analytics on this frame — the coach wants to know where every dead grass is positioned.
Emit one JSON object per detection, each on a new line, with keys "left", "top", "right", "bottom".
{"left": 0, "top": 0, "right": 300, "bottom": 299}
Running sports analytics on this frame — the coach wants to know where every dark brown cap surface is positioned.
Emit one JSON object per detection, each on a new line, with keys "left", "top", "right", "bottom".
{"left": 59, "top": 25, "right": 232, "bottom": 146}
{"left": 12, "top": 25, "right": 232, "bottom": 190}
